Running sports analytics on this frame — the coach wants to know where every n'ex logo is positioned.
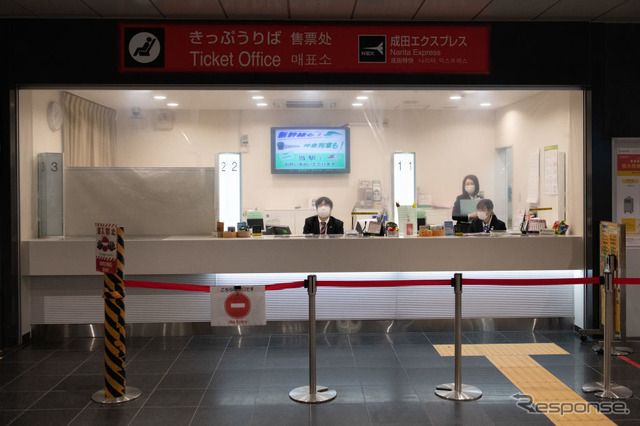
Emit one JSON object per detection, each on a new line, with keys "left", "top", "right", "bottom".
{"left": 359, "top": 35, "right": 386, "bottom": 63}
{"left": 124, "top": 27, "right": 165, "bottom": 68}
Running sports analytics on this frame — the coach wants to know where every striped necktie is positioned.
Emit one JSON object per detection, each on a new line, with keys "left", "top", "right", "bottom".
{"left": 320, "top": 221, "right": 326, "bottom": 234}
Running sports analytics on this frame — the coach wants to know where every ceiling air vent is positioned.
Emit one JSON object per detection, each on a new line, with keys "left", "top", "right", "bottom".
{"left": 272, "top": 100, "right": 337, "bottom": 109}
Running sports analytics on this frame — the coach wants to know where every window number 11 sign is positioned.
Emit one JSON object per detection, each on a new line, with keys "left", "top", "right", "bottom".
{"left": 393, "top": 152, "right": 416, "bottom": 221}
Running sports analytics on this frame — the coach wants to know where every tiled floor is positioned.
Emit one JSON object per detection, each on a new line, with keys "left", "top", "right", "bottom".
{"left": 0, "top": 330, "right": 639, "bottom": 425}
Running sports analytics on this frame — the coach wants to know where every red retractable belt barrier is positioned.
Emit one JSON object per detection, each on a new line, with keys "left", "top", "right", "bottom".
{"left": 613, "top": 278, "right": 640, "bottom": 285}
{"left": 463, "top": 277, "right": 601, "bottom": 286}
{"left": 125, "top": 280, "right": 304, "bottom": 292}
{"left": 124, "top": 276, "right": 611, "bottom": 292}
{"left": 316, "top": 279, "right": 451, "bottom": 287}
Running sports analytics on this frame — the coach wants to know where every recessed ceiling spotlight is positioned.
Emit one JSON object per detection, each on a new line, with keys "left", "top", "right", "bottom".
{"left": 352, "top": 103, "right": 363, "bottom": 107}
{"left": 154, "top": 95, "right": 167, "bottom": 100}
{"left": 252, "top": 95, "right": 264, "bottom": 100}
{"left": 356, "top": 96, "right": 368, "bottom": 100}
{"left": 167, "top": 103, "right": 179, "bottom": 107}
{"left": 256, "top": 103, "right": 268, "bottom": 107}
{"left": 480, "top": 103, "right": 492, "bottom": 107}
{"left": 449, "top": 95, "right": 462, "bottom": 100}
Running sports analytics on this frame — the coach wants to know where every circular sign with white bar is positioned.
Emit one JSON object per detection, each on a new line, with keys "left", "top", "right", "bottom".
{"left": 211, "top": 286, "right": 266, "bottom": 326}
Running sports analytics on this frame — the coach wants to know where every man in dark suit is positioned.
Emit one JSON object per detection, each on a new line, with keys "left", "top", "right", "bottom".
{"left": 466, "top": 199, "right": 507, "bottom": 233}
{"left": 303, "top": 196, "right": 344, "bottom": 235}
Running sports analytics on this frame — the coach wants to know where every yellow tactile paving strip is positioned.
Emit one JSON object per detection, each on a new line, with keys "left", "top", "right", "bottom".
{"left": 434, "top": 343, "right": 616, "bottom": 425}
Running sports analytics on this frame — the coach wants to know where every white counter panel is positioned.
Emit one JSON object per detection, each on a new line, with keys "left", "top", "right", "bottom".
{"left": 23, "top": 235, "right": 583, "bottom": 276}
{"left": 29, "top": 270, "right": 577, "bottom": 324}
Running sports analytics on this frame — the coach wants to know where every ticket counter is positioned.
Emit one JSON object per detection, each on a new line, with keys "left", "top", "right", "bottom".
{"left": 23, "top": 235, "right": 583, "bottom": 326}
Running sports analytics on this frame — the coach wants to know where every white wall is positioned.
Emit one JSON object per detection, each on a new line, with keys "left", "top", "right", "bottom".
{"left": 19, "top": 90, "right": 64, "bottom": 240}
{"left": 18, "top": 89, "right": 64, "bottom": 340}
{"left": 495, "top": 91, "right": 584, "bottom": 236}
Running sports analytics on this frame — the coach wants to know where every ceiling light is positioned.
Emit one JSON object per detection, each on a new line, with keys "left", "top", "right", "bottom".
{"left": 449, "top": 95, "right": 462, "bottom": 100}
{"left": 480, "top": 103, "right": 492, "bottom": 107}
{"left": 256, "top": 103, "right": 268, "bottom": 107}
{"left": 356, "top": 96, "right": 368, "bottom": 100}
{"left": 352, "top": 103, "right": 363, "bottom": 107}
{"left": 154, "top": 95, "right": 167, "bottom": 100}
{"left": 167, "top": 103, "right": 179, "bottom": 107}
{"left": 252, "top": 95, "right": 264, "bottom": 100}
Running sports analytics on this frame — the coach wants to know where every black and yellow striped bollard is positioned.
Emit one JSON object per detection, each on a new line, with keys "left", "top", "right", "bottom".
{"left": 92, "top": 226, "right": 141, "bottom": 404}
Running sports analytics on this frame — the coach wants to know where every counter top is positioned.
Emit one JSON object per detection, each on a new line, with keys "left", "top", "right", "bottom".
{"left": 23, "top": 234, "right": 584, "bottom": 275}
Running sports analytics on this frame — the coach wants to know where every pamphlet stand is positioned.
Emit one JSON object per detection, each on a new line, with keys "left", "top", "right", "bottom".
{"left": 435, "top": 273, "right": 482, "bottom": 401}
{"left": 289, "top": 275, "right": 337, "bottom": 403}
{"left": 582, "top": 255, "right": 633, "bottom": 399}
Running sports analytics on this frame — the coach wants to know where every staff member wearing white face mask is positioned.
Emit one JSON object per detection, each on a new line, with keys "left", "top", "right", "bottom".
{"left": 467, "top": 199, "right": 506, "bottom": 233}
{"left": 303, "top": 196, "right": 344, "bottom": 235}
{"left": 452, "top": 174, "right": 482, "bottom": 220}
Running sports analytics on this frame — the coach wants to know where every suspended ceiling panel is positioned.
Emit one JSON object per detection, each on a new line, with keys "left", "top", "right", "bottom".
{"left": 537, "top": 0, "right": 627, "bottom": 21}
{"left": 597, "top": 0, "right": 640, "bottom": 22}
{"left": 220, "top": 0, "right": 290, "bottom": 20}
{"left": 414, "top": 0, "right": 490, "bottom": 21}
{"left": 289, "top": 0, "right": 356, "bottom": 20}
{"left": 84, "top": 0, "right": 164, "bottom": 18}
{"left": 352, "top": 0, "right": 423, "bottom": 21}
{"left": 474, "top": 0, "right": 559, "bottom": 21}
{"left": 153, "top": 0, "right": 226, "bottom": 19}
{"left": 2, "top": 0, "right": 640, "bottom": 22}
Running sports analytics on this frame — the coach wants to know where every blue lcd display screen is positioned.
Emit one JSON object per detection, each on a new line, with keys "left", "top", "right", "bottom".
{"left": 271, "top": 127, "right": 350, "bottom": 174}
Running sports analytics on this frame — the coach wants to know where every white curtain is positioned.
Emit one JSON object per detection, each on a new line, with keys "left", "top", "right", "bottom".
{"left": 63, "top": 92, "right": 116, "bottom": 166}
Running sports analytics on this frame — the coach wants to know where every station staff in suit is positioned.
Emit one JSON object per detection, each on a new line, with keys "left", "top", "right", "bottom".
{"left": 466, "top": 199, "right": 507, "bottom": 233}
{"left": 303, "top": 196, "right": 344, "bottom": 235}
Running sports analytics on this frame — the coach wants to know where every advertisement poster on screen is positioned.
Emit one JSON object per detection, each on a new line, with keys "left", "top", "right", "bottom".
{"left": 95, "top": 222, "right": 118, "bottom": 273}
{"left": 211, "top": 286, "right": 266, "bottom": 326}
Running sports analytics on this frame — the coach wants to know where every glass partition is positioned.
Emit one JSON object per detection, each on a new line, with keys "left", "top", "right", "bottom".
{"left": 18, "top": 88, "right": 584, "bottom": 238}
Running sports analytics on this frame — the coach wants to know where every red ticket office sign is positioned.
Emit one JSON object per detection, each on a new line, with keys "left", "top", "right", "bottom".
{"left": 120, "top": 24, "right": 489, "bottom": 74}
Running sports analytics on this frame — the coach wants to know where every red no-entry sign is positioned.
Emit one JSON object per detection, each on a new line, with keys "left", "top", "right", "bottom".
{"left": 211, "top": 286, "right": 266, "bottom": 326}
{"left": 224, "top": 292, "right": 251, "bottom": 319}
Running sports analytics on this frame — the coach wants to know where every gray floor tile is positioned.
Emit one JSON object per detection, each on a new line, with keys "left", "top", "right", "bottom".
{"left": 31, "top": 389, "right": 93, "bottom": 410}
{"left": 157, "top": 372, "right": 213, "bottom": 389}
{"left": 310, "top": 402, "right": 371, "bottom": 426}
{"left": 191, "top": 405, "right": 255, "bottom": 425}
{"left": 1, "top": 330, "right": 636, "bottom": 425}
{"left": 367, "top": 401, "right": 432, "bottom": 425}
{"left": 0, "top": 410, "right": 23, "bottom": 425}
{"left": 8, "top": 408, "right": 81, "bottom": 426}
{"left": 143, "top": 388, "right": 206, "bottom": 407}
{"left": 0, "top": 391, "right": 45, "bottom": 410}
{"left": 251, "top": 403, "right": 311, "bottom": 426}
{"left": 129, "top": 406, "right": 196, "bottom": 426}
{"left": 69, "top": 407, "right": 139, "bottom": 425}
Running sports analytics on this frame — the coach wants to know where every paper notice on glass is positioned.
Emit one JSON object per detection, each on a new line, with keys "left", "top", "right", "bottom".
{"left": 396, "top": 205, "right": 417, "bottom": 237}
{"left": 527, "top": 149, "right": 539, "bottom": 203}
{"left": 615, "top": 147, "right": 640, "bottom": 247}
{"left": 544, "top": 145, "right": 558, "bottom": 195}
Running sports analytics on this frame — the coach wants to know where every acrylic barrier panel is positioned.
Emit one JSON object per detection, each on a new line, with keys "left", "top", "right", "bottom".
{"left": 64, "top": 167, "right": 214, "bottom": 236}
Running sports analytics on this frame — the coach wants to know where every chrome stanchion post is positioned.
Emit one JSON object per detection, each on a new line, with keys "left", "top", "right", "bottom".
{"left": 435, "top": 273, "right": 482, "bottom": 401}
{"left": 582, "top": 255, "right": 632, "bottom": 398}
{"left": 289, "top": 275, "right": 337, "bottom": 403}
